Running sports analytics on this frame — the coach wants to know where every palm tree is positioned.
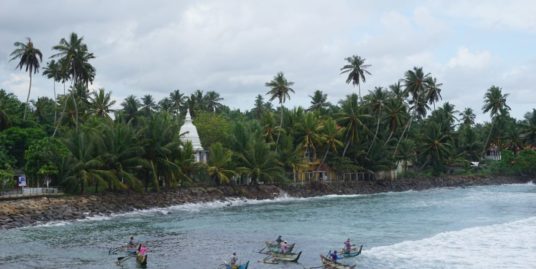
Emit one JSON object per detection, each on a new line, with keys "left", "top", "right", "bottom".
{"left": 169, "top": 89, "right": 187, "bottom": 115}
{"left": 61, "top": 127, "right": 109, "bottom": 194}
{"left": 337, "top": 93, "right": 370, "bottom": 157}
{"left": 9, "top": 38, "right": 43, "bottom": 120}
{"left": 120, "top": 95, "right": 141, "bottom": 124}
{"left": 88, "top": 88, "right": 116, "bottom": 119}
{"left": 100, "top": 122, "right": 144, "bottom": 191}
{"left": 51, "top": 32, "right": 95, "bottom": 86}
{"left": 204, "top": 91, "right": 224, "bottom": 113}
{"left": 141, "top": 94, "right": 156, "bottom": 116}
{"left": 383, "top": 97, "right": 408, "bottom": 146}
{"left": 253, "top": 94, "right": 265, "bottom": 119}
{"left": 265, "top": 72, "right": 294, "bottom": 147}
{"left": 340, "top": 55, "right": 371, "bottom": 100}
{"left": 295, "top": 112, "right": 323, "bottom": 161}
{"left": 425, "top": 77, "right": 443, "bottom": 109}
{"left": 139, "top": 112, "right": 182, "bottom": 191}
{"left": 236, "top": 136, "right": 285, "bottom": 184}
{"left": 318, "top": 118, "right": 343, "bottom": 168}
{"left": 308, "top": 90, "right": 330, "bottom": 112}
{"left": 365, "top": 87, "right": 387, "bottom": 154}
{"left": 419, "top": 122, "right": 453, "bottom": 174}
{"left": 521, "top": 109, "right": 536, "bottom": 146}
{"left": 42, "top": 60, "right": 62, "bottom": 125}
{"left": 482, "top": 86, "right": 511, "bottom": 157}
{"left": 459, "top": 108, "right": 476, "bottom": 127}
{"left": 394, "top": 67, "right": 432, "bottom": 157}
{"left": 207, "top": 143, "right": 236, "bottom": 185}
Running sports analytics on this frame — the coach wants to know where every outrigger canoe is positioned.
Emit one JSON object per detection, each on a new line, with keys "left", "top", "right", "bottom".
{"left": 269, "top": 251, "right": 302, "bottom": 263}
{"left": 136, "top": 253, "right": 148, "bottom": 267}
{"left": 338, "top": 245, "right": 363, "bottom": 258}
{"left": 263, "top": 241, "right": 296, "bottom": 254}
{"left": 320, "top": 255, "right": 356, "bottom": 269}
{"left": 221, "top": 261, "right": 249, "bottom": 269}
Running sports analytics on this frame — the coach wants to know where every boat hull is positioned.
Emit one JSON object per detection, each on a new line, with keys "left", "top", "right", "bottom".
{"left": 320, "top": 255, "right": 356, "bottom": 269}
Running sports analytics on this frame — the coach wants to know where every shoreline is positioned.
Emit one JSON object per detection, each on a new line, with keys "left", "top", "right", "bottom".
{"left": 0, "top": 175, "right": 531, "bottom": 230}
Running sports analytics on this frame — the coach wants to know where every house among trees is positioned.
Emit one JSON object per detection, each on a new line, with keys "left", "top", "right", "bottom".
{"left": 179, "top": 109, "right": 207, "bottom": 163}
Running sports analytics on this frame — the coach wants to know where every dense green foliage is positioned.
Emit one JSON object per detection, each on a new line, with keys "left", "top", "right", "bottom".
{"left": 2, "top": 33, "right": 535, "bottom": 194}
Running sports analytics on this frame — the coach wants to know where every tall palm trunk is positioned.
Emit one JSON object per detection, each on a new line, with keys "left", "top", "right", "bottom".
{"left": 23, "top": 72, "right": 32, "bottom": 120}
{"left": 393, "top": 115, "right": 413, "bottom": 157}
{"left": 275, "top": 104, "right": 283, "bottom": 149}
{"left": 53, "top": 80, "right": 57, "bottom": 127}
{"left": 367, "top": 106, "right": 382, "bottom": 154}
{"left": 481, "top": 122, "right": 495, "bottom": 158}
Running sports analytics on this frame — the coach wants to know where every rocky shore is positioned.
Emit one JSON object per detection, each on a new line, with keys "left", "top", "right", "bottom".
{"left": 0, "top": 175, "right": 530, "bottom": 230}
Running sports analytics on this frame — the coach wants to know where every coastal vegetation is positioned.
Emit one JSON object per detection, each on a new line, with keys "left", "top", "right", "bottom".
{"left": 1, "top": 33, "right": 536, "bottom": 194}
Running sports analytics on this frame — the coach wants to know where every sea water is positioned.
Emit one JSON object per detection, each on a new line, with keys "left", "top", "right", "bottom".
{"left": 0, "top": 182, "right": 534, "bottom": 269}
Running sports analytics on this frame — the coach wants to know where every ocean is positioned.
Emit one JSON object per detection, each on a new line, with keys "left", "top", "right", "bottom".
{"left": 0, "top": 182, "right": 534, "bottom": 268}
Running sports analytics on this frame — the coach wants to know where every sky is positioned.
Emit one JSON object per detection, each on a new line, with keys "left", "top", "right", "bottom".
{"left": 1, "top": 0, "right": 535, "bottom": 123}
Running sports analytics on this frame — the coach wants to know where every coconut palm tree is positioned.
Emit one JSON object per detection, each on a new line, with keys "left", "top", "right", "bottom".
{"left": 51, "top": 32, "right": 95, "bottom": 86}
{"left": 481, "top": 86, "right": 511, "bottom": 157}
{"left": 340, "top": 55, "right": 371, "bottom": 100}
{"left": 141, "top": 94, "right": 156, "bottom": 116}
{"left": 365, "top": 87, "right": 387, "bottom": 154}
{"left": 265, "top": 72, "right": 295, "bottom": 147}
{"left": 236, "top": 136, "right": 285, "bottom": 184}
{"left": 318, "top": 118, "right": 343, "bottom": 168}
{"left": 337, "top": 93, "right": 370, "bottom": 157}
{"left": 383, "top": 97, "right": 408, "bottom": 146}
{"left": 521, "top": 109, "right": 536, "bottom": 146}
{"left": 425, "top": 77, "right": 443, "bottom": 109}
{"left": 394, "top": 67, "right": 432, "bottom": 157}
{"left": 88, "top": 88, "right": 116, "bottom": 120}
{"left": 204, "top": 91, "right": 224, "bottom": 113}
{"left": 99, "top": 122, "right": 144, "bottom": 191}
{"left": 207, "top": 143, "right": 236, "bottom": 185}
{"left": 139, "top": 112, "right": 182, "bottom": 191}
{"left": 419, "top": 122, "right": 453, "bottom": 174}
{"left": 42, "top": 60, "right": 62, "bottom": 125}
{"left": 308, "top": 90, "right": 330, "bottom": 113}
{"left": 459, "top": 108, "right": 476, "bottom": 127}
{"left": 295, "top": 112, "right": 323, "bottom": 161}
{"left": 169, "top": 89, "right": 187, "bottom": 115}
{"left": 9, "top": 38, "right": 43, "bottom": 120}
{"left": 119, "top": 95, "right": 141, "bottom": 124}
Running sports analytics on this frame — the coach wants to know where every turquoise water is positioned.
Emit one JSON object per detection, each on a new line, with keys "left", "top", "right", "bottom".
{"left": 0, "top": 182, "right": 535, "bottom": 269}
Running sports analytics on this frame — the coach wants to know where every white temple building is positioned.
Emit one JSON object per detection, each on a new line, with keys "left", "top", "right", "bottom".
{"left": 179, "top": 109, "right": 207, "bottom": 163}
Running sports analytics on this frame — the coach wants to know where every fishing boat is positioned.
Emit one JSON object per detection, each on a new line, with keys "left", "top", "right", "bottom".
{"left": 269, "top": 251, "right": 302, "bottom": 262}
{"left": 220, "top": 261, "right": 249, "bottom": 269}
{"left": 320, "top": 255, "right": 356, "bottom": 269}
{"left": 262, "top": 241, "right": 296, "bottom": 254}
{"left": 136, "top": 253, "right": 148, "bottom": 267}
{"left": 338, "top": 245, "right": 363, "bottom": 258}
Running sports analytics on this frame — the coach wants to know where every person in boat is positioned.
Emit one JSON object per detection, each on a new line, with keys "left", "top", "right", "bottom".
{"left": 128, "top": 236, "right": 136, "bottom": 248}
{"left": 330, "top": 250, "right": 339, "bottom": 262}
{"left": 229, "top": 252, "right": 238, "bottom": 269}
{"left": 344, "top": 238, "right": 352, "bottom": 254}
{"left": 275, "top": 235, "right": 283, "bottom": 244}
{"left": 280, "top": 240, "right": 289, "bottom": 254}
{"left": 137, "top": 243, "right": 148, "bottom": 256}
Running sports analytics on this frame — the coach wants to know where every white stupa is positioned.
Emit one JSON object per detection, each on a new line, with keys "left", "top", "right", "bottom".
{"left": 179, "top": 109, "right": 207, "bottom": 163}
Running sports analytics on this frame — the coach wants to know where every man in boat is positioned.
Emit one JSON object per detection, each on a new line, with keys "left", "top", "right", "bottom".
{"left": 229, "top": 252, "right": 238, "bottom": 269}
{"left": 280, "top": 240, "right": 289, "bottom": 254}
{"left": 137, "top": 243, "right": 148, "bottom": 256}
{"left": 275, "top": 235, "right": 283, "bottom": 244}
{"left": 128, "top": 236, "right": 136, "bottom": 247}
{"left": 344, "top": 238, "right": 352, "bottom": 254}
{"left": 330, "top": 250, "right": 339, "bottom": 263}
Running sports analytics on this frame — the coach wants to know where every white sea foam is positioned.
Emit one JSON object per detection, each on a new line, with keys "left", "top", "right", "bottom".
{"left": 365, "top": 217, "right": 536, "bottom": 269}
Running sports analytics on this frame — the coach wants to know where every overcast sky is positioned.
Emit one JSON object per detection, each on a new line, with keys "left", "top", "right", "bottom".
{"left": 1, "top": 0, "right": 535, "bottom": 122}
